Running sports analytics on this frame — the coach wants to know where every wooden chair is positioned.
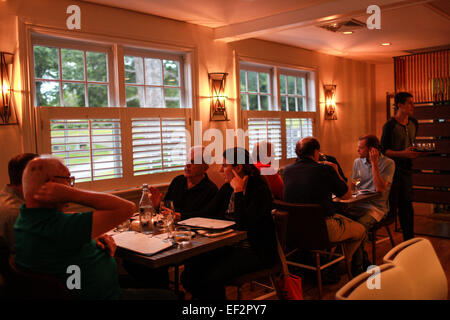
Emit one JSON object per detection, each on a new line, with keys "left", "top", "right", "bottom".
{"left": 8, "top": 255, "right": 72, "bottom": 300}
{"left": 226, "top": 209, "right": 288, "bottom": 300}
{"left": 368, "top": 209, "right": 396, "bottom": 265}
{"left": 272, "top": 200, "right": 353, "bottom": 300}
{"left": 227, "top": 264, "right": 282, "bottom": 300}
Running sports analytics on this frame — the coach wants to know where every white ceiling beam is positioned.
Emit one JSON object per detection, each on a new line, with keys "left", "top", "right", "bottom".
{"left": 214, "top": 0, "right": 435, "bottom": 42}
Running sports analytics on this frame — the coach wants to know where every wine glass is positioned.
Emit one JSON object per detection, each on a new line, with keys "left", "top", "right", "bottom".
{"left": 161, "top": 200, "right": 175, "bottom": 240}
{"left": 352, "top": 169, "right": 361, "bottom": 195}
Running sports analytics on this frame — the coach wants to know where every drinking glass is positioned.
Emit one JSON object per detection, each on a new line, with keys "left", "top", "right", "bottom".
{"left": 116, "top": 219, "right": 130, "bottom": 232}
{"left": 352, "top": 169, "right": 361, "bottom": 194}
{"left": 174, "top": 226, "right": 192, "bottom": 246}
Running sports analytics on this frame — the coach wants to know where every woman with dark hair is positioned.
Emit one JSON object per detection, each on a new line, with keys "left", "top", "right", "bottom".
{"left": 181, "top": 147, "right": 279, "bottom": 300}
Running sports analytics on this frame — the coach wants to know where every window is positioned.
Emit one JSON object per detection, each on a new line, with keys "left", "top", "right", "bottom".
{"left": 132, "top": 118, "right": 187, "bottom": 175}
{"left": 240, "top": 69, "right": 272, "bottom": 111}
{"left": 124, "top": 55, "right": 184, "bottom": 108}
{"left": 280, "top": 74, "right": 308, "bottom": 112}
{"left": 248, "top": 118, "right": 282, "bottom": 160}
{"left": 50, "top": 119, "right": 122, "bottom": 182}
{"left": 32, "top": 35, "right": 192, "bottom": 190}
{"left": 240, "top": 61, "right": 317, "bottom": 161}
{"left": 285, "top": 118, "right": 313, "bottom": 159}
{"left": 34, "top": 46, "right": 110, "bottom": 107}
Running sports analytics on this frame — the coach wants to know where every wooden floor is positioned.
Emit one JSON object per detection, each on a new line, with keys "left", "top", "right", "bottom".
{"left": 224, "top": 213, "right": 450, "bottom": 300}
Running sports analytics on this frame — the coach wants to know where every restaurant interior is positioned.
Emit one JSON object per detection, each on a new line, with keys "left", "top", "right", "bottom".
{"left": 0, "top": 0, "right": 449, "bottom": 301}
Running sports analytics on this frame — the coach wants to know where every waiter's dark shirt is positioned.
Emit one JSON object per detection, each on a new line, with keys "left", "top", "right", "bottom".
{"left": 164, "top": 174, "right": 218, "bottom": 219}
{"left": 283, "top": 157, "right": 348, "bottom": 217}
{"left": 381, "top": 117, "right": 418, "bottom": 171}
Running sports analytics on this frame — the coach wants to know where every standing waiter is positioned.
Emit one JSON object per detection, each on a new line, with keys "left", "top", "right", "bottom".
{"left": 380, "top": 92, "right": 422, "bottom": 241}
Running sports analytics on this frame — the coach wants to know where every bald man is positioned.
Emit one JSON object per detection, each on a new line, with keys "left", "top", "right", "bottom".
{"left": 283, "top": 137, "right": 366, "bottom": 276}
{"left": 13, "top": 156, "right": 136, "bottom": 299}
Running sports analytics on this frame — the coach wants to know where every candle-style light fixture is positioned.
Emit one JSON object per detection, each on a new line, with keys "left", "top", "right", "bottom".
{"left": 208, "top": 72, "right": 229, "bottom": 121}
{"left": 0, "top": 52, "right": 16, "bottom": 125}
{"left": 324, "top": 84, "right": 337, "bottom": 120}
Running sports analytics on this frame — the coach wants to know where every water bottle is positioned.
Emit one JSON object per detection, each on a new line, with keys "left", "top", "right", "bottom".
{"left": 139, "top": 184, "right": 155, "bottom": 234}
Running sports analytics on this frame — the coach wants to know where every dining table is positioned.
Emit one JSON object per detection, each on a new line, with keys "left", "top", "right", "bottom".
{"left": 332, "top": 191, "right": 380, "bottom": 212}
{"left": 333, "top": 191, "right": 380, "bottom": 204}
{"left": 113, "top": 227, "right": 247, "bottom": 294}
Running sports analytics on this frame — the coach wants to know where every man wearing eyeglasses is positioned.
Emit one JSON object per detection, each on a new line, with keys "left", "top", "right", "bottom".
{"left": 150, "top": 146, "right": 218, "bottom": 220}
{"left": 13, "top": 156, "right": 138, "bottom": 299}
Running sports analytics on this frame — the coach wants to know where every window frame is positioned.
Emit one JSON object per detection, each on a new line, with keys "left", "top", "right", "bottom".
{"left": 122, "top": 47, "right": 187, "bottom": 109}
{"left": 29, "top": 31, "right": 194, "bottom": 192}
{"left": 238, "top": 58, "right": 318, "bottom": 165}
{"left": 239, "top": 63, "right": 274, "bottom": 111}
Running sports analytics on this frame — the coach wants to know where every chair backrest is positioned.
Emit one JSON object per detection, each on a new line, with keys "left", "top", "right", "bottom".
{"left": 8, "top": 255, "right": 72, "bottom": 300}
{"left": 383, "top": 237, "right": 448, "bottom": 300}
{"left": 272, "top": 200, "right": 331, "bottom": 251}
{"left": 335, "top": 263, "right": 416, "bottom": 300}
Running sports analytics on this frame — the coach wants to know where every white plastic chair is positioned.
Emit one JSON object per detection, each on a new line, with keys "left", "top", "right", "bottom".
{"left": 383, "top": 237, "right": 448, "bottom": 300}
{"left": 335, "top": 263, "right": 416, "bottom": 300}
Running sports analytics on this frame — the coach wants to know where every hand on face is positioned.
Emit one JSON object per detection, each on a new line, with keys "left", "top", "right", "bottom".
{"left": 230, "top": 169, "right": 248, "bottom": 193}
{"left": 33, "top": 182, "right": 73, "bottom": 205}
{"left": 369, "top": 148, "right": 379, "bottom": 164}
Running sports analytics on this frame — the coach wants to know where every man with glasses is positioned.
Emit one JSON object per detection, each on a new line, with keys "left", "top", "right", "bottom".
{"left": 122, "top": 146, "right": 219, "bottom": 291}
{"left": 150, "top": 145, "right": 218, "bottom": 220}
{"left": 13, "top": 156, "right": 172, "bottom": 299}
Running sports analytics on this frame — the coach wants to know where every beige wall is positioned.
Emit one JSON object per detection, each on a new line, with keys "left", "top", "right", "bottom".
{"left": 0, "top": 0, "right": 385, "bottom": 186}
{"left": 374, "top": 63, "right": 395, "bottom": 137}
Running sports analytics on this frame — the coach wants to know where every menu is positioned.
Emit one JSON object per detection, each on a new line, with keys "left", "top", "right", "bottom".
{"left": 112, "top": 231, "right": 173, "bottom": 255}
{"left": 177, "top": 217, "right": 236, "bottom": 230}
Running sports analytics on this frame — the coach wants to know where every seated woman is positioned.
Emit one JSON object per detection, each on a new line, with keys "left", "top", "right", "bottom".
{"left": 251, "top": 141, "right": 284, "bottom": 200}
{"left": 181, "top": 147, "right": 279, "bottom": 300}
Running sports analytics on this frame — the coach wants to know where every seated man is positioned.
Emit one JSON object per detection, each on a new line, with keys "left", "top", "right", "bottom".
{"left": 283, "top": 137, "right": 366, "bottom": 272}
{"left": 13, "top": 156, "right": 169, "bottom": 299}
{"left": 343, "top": 134, "right": 395, "bottom": 273}
{"left": 0, "top": 153, "right": 38, "bottom": 273}
{"left": 123, "top": 146, "right": 218, "bottom": 290}
{"left": 150, "top": 145, "right": 218, "bottom": 220}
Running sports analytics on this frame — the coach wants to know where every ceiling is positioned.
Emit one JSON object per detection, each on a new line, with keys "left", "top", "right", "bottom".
{"left": 82, "top": 0, "right": 450, "bottom": 63}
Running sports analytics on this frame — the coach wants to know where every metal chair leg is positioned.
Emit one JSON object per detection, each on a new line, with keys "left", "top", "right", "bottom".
{"left": 385, "top": 225, "right": 395, "bottom": 247}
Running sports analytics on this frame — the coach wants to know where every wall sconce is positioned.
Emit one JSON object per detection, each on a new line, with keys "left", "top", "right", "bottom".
{"left": 324, "top": 84, "right": 337, "bottom": 120}
{"left": 0, "top": 52, "right": 17, "bottom": 125}
{"left": 209, "top": 72, "right": 229, "bottom": 121}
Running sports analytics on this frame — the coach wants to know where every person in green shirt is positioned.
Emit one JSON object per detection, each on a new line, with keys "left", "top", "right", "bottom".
{"left": 14, "top": 156, "right": 136, "bottom": 299}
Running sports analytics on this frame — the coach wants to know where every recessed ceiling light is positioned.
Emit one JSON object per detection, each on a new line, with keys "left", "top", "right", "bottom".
{"left": 343, "top": 31, "right": 353, "bottom": 35}
{"left": 381, "top": 42, "right": 392, "bottom": 46}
